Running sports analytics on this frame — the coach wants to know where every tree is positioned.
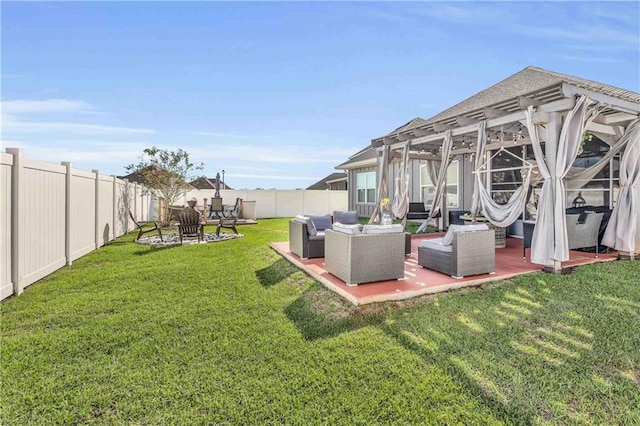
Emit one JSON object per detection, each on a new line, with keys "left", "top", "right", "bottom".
{"left": 126, "top": 146, "right": 203, "bottom": 225}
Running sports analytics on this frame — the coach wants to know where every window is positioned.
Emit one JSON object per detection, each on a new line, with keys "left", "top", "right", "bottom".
{"left": 420, "top": 161, "right": 459, "bottom": 208}
{"left": 356, "top": 171, "right": 376, "bottom": 203}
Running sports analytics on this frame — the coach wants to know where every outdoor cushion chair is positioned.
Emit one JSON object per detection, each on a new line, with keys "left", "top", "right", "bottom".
{"left": 288, "top": 214, "right": 333, "bottom": 259}
{"left": 216, "top": 216, "right": 238, "bottom": 237}
{"left": 209, "top": 197, "right": 224, "bottom": 219}
{"left": 566, "top": 212, "right": 604, "bottom": 256}
{"left": 523, "top": 212, "right": 604, "bottom": 259}
{"left": 418, "top": 224, "right": 495, "bottom": 278}
{"left": 324, "top": 225, "right": 405, "bottom": 286}
{"left": 177, "top": 208, "right": 204, "bottom": 244}
{"left": 222, "top": 198, "right": 242, "bottom": 218}
{"left": 130, "top": 211, "right": 163, "bottom": 241}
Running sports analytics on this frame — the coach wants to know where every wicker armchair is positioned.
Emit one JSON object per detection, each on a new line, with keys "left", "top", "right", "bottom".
{"left": 418, "top": 228, "right": 495, "bottom": 278}
{"left": 289, "top": 220, "right": 325, "bottom": 259}
{"left": 566, "top": 212, "right": 603, "bottom": 256}
{"left": 324, "top": 229, "right": 405, "bottom": 286}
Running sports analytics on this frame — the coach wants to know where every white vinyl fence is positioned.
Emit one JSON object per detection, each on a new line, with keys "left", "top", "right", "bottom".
{"left": 1, "top": 149, "right": 156, "bottom": 301}
{"left": 1, "top": 148, "right": 348, "bottom": 301}
{"left": 182, "top": 189, "right": 348, "bottom": 219}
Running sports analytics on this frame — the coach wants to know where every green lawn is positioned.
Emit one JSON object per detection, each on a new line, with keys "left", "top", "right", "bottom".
{"left": 1, "top": 219, "right": 639, "bottom": 424}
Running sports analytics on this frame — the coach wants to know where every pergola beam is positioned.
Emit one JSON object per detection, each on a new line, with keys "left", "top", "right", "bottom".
{"left": 599, "top": 112, "right": 638, "bottom": 125}
{"left": 384, "top": 97, "right": 575, "bottom": 152}
{"left": 518, "top": 96, "right": 542, "bottom": 109}
{"left": 562, "top": 83, "right": 640, "bottom": 114}
{"left": 455, "top": 116, "right": 480, "bottom": 127}
{"left": 483, "top": 107, "right": 510, "bottom": 119}
{"left": 433, "top": 123, "right": 454, "bottom": 132}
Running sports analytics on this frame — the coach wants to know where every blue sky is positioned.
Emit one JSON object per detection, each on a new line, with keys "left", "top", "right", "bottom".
{"left": 2, "top": 2, "right": 638, "bottom": 189}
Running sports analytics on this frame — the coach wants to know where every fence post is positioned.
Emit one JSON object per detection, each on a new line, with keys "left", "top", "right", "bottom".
{"left": 93, "top": 170, "right": 100, "bottom": 249}
{"left": 61, "top": 162, "right": 72, "bottom": 265}
{"left": 133, "top": 182, "right": 138, "bottom": 221}
{"left": 6, "top": 148, "right": 23, "bottom": 295}
{"left": 112, "top": 176, "right": 117, "bottom": 240}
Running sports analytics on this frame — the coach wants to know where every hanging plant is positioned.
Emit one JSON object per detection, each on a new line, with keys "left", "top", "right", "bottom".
{"left": 578, "top": 132, "right": 593, "bottom": 156}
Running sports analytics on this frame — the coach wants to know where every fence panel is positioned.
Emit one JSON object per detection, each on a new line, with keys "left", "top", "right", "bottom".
{"left": 98, "top": 175, "right": 115, "bottom": 246}
{"left": 275, "top": 191, "right": 304, "bottom": 217}
{"left": 328, "top": 191, "right": 349, "bottom": 214}
{"left": 19, "top": 158, "right": 67, "bottom": 289}
{"left": 1, "top": 153, "right": 13, "bottom": 300}
{"left": 69, "top": 168, "right": 97, "bottom": 261}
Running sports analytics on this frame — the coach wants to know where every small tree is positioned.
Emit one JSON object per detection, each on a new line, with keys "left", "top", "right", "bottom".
{"left": 126, "top": 146, "right": 203, "bottom": 225}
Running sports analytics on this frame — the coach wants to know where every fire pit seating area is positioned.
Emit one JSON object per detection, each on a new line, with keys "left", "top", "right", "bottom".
{"left": 325, "top": 224, "right": 405, "bottom": 286}
{"left": 418, "top": 224, "right": 495, "bottom": 279}
{"left": 288, "top": 211, "right": 359, "bottom": 259}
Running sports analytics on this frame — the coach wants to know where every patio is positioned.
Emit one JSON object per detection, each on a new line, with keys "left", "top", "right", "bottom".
{"left": 271, "top": 234, "right": 618, "bottom": 305}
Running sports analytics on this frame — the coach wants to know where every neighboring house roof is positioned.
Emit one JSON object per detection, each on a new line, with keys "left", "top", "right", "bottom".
{"left": 306, "top": 172, "right": 347, "bottom": 190}
{"left": 372, "top": 66, "right": 640, "bottom": 143}
{"left": 119, "top": 166, "right": 198, "bottom": 189}
{"left": 335, "top": 145, "right": 378, "bottom": 170}
{"left": 189, "top": 176, "right": 233, "bottom": 190}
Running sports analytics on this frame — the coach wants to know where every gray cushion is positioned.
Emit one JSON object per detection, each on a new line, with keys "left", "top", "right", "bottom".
{"left": 420, "top": 237, "right": 453, "bottom": 253}
{"left": 308, "top": 231, "right": 325, "bottom": 241}
{"left": 362, "top": 224, "right": 404, "bottom": 234}
{"left": 333, "top": 210, "right": 359, "bottom": 225}
{"left": 295, "top": 215, "right": 317, "bottom": 236}
{"left": 442, "top": 223, "right": 489, "bottom": 246}
{"left": 309, "top": 214, "right": 332, "bottom": 231}
{"left": 332, "top": 223, "right": 361, "bottom": 235}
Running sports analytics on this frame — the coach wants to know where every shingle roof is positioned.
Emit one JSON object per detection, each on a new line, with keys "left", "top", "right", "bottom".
{"left": 371, "top": 66, "right": 640, "bottom": 143}
{"left": 335, "top": 145, "right": 377, "bottom": 169}
{"left": 422, "top": 66, "right": 640, "bottom": 126}
{"left": 190, "top": 176, "right": 233, "bottom": 190}
{"left": 306, "top": 172, "right": 347, "bottom": 190}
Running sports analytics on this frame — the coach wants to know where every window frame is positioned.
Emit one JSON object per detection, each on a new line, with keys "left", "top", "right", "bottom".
{"left": 420, "top": 160, "right": 459, "bottom": 209}
{"left": 356, "top": 171, "right": 376, "bottom": 204}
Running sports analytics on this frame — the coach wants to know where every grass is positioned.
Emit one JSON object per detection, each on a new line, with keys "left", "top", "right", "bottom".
{"left": 1, "top": 218, "right": 639, "bottom": 424}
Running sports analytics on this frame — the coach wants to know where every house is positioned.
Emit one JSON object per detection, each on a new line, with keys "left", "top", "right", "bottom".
{"left": 335, "top": 66, "right": 640, "bottom": 269}
{"left": 306, "top": 172, "right": 348, "bottom": 190}
{"left": 336, "top": 66, "right": 639, "bottom": 221}
{"left": 189, "top": 176, "right": 233, "bottom": 191}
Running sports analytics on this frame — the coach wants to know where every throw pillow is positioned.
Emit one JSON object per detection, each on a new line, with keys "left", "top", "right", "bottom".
{"left": 361, "top": 224, "right": 404, "bottom": 234}
{"left": 333, "top": 210, "right": 359, "bottom": 225}
{"left": 309, "top": 214, "right": 332, "bottom": 232}
{"left": 332, "top": 223, "right": 362, "bottom": 235}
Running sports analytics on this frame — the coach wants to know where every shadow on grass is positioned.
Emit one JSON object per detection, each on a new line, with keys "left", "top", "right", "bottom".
{"left": 284, "top": 288, "right": 383, "bottom": 340}
{"left": 132, "top": 245, "right": 180, "bottom": 256}
{"left": 255, "top": 258, "right": 296, "bottom": 287}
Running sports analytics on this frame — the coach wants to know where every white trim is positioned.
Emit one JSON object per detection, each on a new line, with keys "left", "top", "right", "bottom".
{"left": 336, "top": 159, "right": 377, "bottom": 170}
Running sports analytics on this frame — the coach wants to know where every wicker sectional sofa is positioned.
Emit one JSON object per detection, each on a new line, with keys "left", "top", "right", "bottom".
{"left": 324, "top": 228, "right": 406, "bottom": 286}
{"left": 418, "top": 225, "right": 495, "bottom": 278}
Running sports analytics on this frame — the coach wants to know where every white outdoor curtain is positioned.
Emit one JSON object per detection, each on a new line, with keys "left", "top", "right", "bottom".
{"left": 416, "top": 130, "right": 453, "bottom": 232}
{"left": 565, "top": 121, "right": 637, "bottom": 189}
{"left": 475, "top": 166, "right": 532, "bottom": 227}
{"left": 428, "top": 129, "right": 454, "bottom": 219}
{"left": 470, "top": 121, "right": 487, "bottom": 219}
{"left": 369, "top": 145, "right": 390, "bottom": 224}
{"left": 603, "top": 119, "right": 640, "bottom": 253}
{"left": 526, "top": 95, "right": 602, "bottom": 265}
{"left": 392, "top": 140, "right": 411, "bottom": 220}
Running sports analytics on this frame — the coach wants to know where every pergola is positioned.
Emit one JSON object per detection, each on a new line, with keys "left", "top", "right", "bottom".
{"left": 369, "top": 68, "right": 640, "bottom": 272}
